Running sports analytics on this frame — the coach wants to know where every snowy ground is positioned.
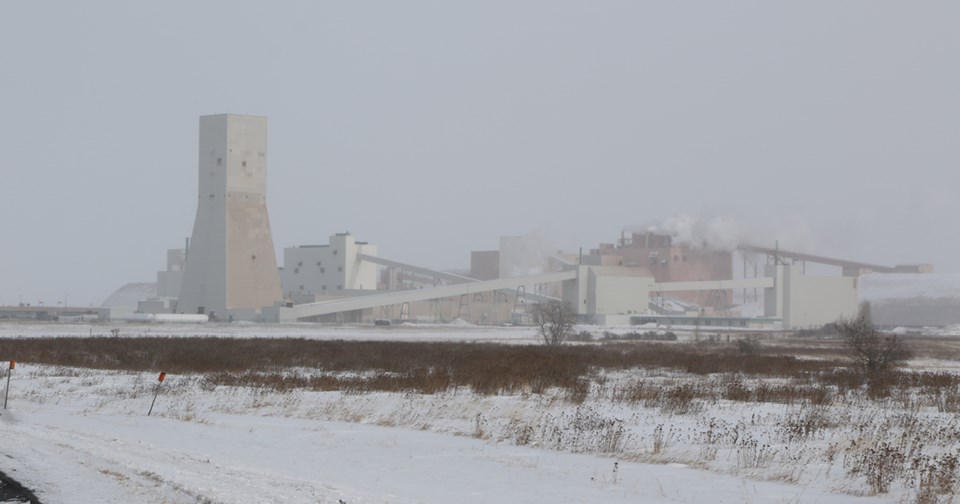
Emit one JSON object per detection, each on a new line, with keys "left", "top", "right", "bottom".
{"left": 2, "top": 322, "right": 958, "bottom": 503}
{"left": 1, "top": 404, "right": 877, "bottom": 503}
{"left": 2, "top": 364, "right": 880, "bottom": 504}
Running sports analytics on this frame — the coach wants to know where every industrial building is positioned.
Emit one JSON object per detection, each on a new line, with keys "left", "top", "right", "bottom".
{"left": 763, "top": 264, "right": 858, "bottom": 329}
{"left": 177, "top": 114, "right": 283, "bottom": 320}
{"left": 591, "top": 231, "right": 734, "bottom": 307}
{"left": 280, "top": 233, "right": 378, "bottom": 303}
{"left": 156, "top": 248, "right": 185, "bottom": 299}
{"left": 89, "top": 113, "right": 940, "bottom": 330}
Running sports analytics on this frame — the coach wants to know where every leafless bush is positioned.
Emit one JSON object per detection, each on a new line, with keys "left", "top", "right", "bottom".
{"left": 651, "top": 424, "right": 673, "bottom": 455}
{"left": 509, "top": 420, "right": 534, "bottom": 446}
{"left": 836, "top": 303, "right": 911, "bottom": 380}
{"left": 846, "top": 441, "right": 906, "bottom": 494}
{"left": 698, "top": 417, "right": 738, "bottom": 461}
{"left": 723, "top": 379, "right": 752, "bottom": 402}
{"left": 736, "top": 438, "right": 776, "bottom": 469}
{"left": 782, "top": 405, "right": 832, "bottom": 441}
{"left": 611, "top": 380, "right": 659, "bottom": 403}
{"left": 564, "top": 378, "right": 590, "bottom": 404}
{"left": 736, "top": 337, "right": 761, "bottom": 355}
{"left": 535, "top": 301, "right": 575, "bottom": 346}
{"left": 913, "top": 453, "right": 960, "bottom": 503}
{"left": 657, "top": 384, "right": 703, "bottom": 415}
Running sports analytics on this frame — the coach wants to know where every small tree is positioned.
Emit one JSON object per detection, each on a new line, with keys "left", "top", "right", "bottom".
{"left": 536, "top": 301, "right": 575, "bottom": 346}
{"left": 835, "top": 302, "right": 911, "bottom": 378}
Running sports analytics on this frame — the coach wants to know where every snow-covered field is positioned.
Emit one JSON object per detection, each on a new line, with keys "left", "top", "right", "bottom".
{"left": 2, "top": 322, "right": 959, "bottom": 503}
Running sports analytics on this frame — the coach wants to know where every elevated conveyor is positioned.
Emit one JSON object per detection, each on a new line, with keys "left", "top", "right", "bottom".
{"left": 739, "top": 245, "right": 931, "bottom": 274}
{"left": 357, "top": 254, "right": 475, "bottom": 284}
{"left": 357, "top": 253, "right": 561, "bottom": 303}
{"left": 280, "top": 270, "right": 576, "bottom": 321}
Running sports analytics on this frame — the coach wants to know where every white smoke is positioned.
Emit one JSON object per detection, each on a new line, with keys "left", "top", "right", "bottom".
{"left": 627, "top": 214, "right": 820, "bottom": 253}
{"left": 635, "top": 214, "right": 743, "bottom": 251}
{"left": 499, "top": 233, "right": 556, "bottom": 277}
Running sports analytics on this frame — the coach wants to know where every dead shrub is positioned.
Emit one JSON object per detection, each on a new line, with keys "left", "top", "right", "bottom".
{"left": 736, "top": 438, "right": 776, "bottom": 469}
{"left": 723, "top": 379, "right": 751, "bottom": 402}
{"left": 836, "top": 304, "right": 912, "bottom": 381}
{"left": 658, "top": 384, "right": 702, "bottom": 415}
{"left": 564, "top": 378, "right": 590, "bottom": 404}
{"left": 611, "top": 380, "right": 658, "bottom": 403}
{"left": 736, "top": 337, "right": 761, "bottom": 355}
{"left": 913, "top": 453, "right": 960, "bottom": 503}
{"left": 782, "top": 406, "right": 831, "bottom": 441}
{"left": 846, "top": 441, "right": 906, "bottom": 494}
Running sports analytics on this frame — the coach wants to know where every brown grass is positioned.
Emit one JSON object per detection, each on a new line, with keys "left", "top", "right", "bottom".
{"left": 0, "top": 336, "right": 844, "bottom": 395}
{"left": 3, "top": 336, "right": 960, "bottom": 405}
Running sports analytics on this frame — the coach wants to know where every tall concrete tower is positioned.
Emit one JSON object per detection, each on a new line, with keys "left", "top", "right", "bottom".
{"left": 178, "top": 114, "right": 283, "bottom": 319}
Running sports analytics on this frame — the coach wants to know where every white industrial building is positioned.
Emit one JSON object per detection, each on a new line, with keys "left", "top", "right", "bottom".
{"left": 764, "top": 264, "right": 859, "bottom": 329}
{"left": 280, "top": 233, "right": 378, "bottom": 302}
{"left": 177, "top": 114, "right": 283, "bottom": 320}
{"left": 562, "top": 265, "right": 654, "bottom": 324}
{"left": 558, "top": 260, "right": 857, "bottom": 328}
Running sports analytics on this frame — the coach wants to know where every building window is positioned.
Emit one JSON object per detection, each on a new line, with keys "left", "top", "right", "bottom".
{"left": 337, "top": 285, "right": 342, "bottom": 290}
{"left": 316, "top": 261, "right": 322, "bottom": 267}
{"left": 332, "top": 250, "right": 338, "bottom": 255}
{"left": 294, "top": 268, "right": 299, "bottom": 274}
{"left": 242, "top": 160, "right": 247, "bottom": 167}
{"left": 337, "top": 266, "right": 343, "bottom": 272}
{"left": 297, "top": 261, "right": 303, "bottom": 267}
{"left": 320, "top": 267, "right": 325, "bottom": 273}
{"left": 217, "top": 157, "right": 222, "bottom": 166}
{"left": 321, "top": 285, "right": 326, "bottom": 291}
{"left": 299, "top": 285, "right": 304, "bottom": 291}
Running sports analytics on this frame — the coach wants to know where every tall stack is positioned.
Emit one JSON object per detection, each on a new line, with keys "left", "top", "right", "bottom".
{"left": 178, "top": 114, "right": 282, "bottom": 318}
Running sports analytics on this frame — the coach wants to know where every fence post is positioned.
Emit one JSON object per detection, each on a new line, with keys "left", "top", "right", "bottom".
{"left": 3, "top": 360, "right": 14, "bottom": 410}
{"left": 147, "top": 371, "right": 166, "bottom": 416}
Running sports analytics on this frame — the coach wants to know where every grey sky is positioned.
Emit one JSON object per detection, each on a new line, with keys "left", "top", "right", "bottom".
{"left": 1, "top": 1, "right": 957, "bottom": 306}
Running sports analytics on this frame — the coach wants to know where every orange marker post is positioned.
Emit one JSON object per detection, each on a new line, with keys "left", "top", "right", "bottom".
{"left": 4, "top": 360, "right": 13, "bottom": 410}
{"left": 147, "top": 371, "right": 166, "bottom": 416}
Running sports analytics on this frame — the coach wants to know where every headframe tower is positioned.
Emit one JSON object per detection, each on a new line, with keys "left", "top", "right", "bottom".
{"left": 178, "top": 114, "right": 282, "bottom": 318}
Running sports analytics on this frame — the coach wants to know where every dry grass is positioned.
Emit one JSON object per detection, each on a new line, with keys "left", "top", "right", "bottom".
{"left": 0, "top": 336, "right": 845, "bottom": 395}
{"left": 4, "top": 336, "right": 960, "bottom": 411}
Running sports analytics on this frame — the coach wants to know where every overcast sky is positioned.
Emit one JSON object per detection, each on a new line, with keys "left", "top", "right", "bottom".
{"left": 1, "top": 1, "right": 958, "bottom": 307}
